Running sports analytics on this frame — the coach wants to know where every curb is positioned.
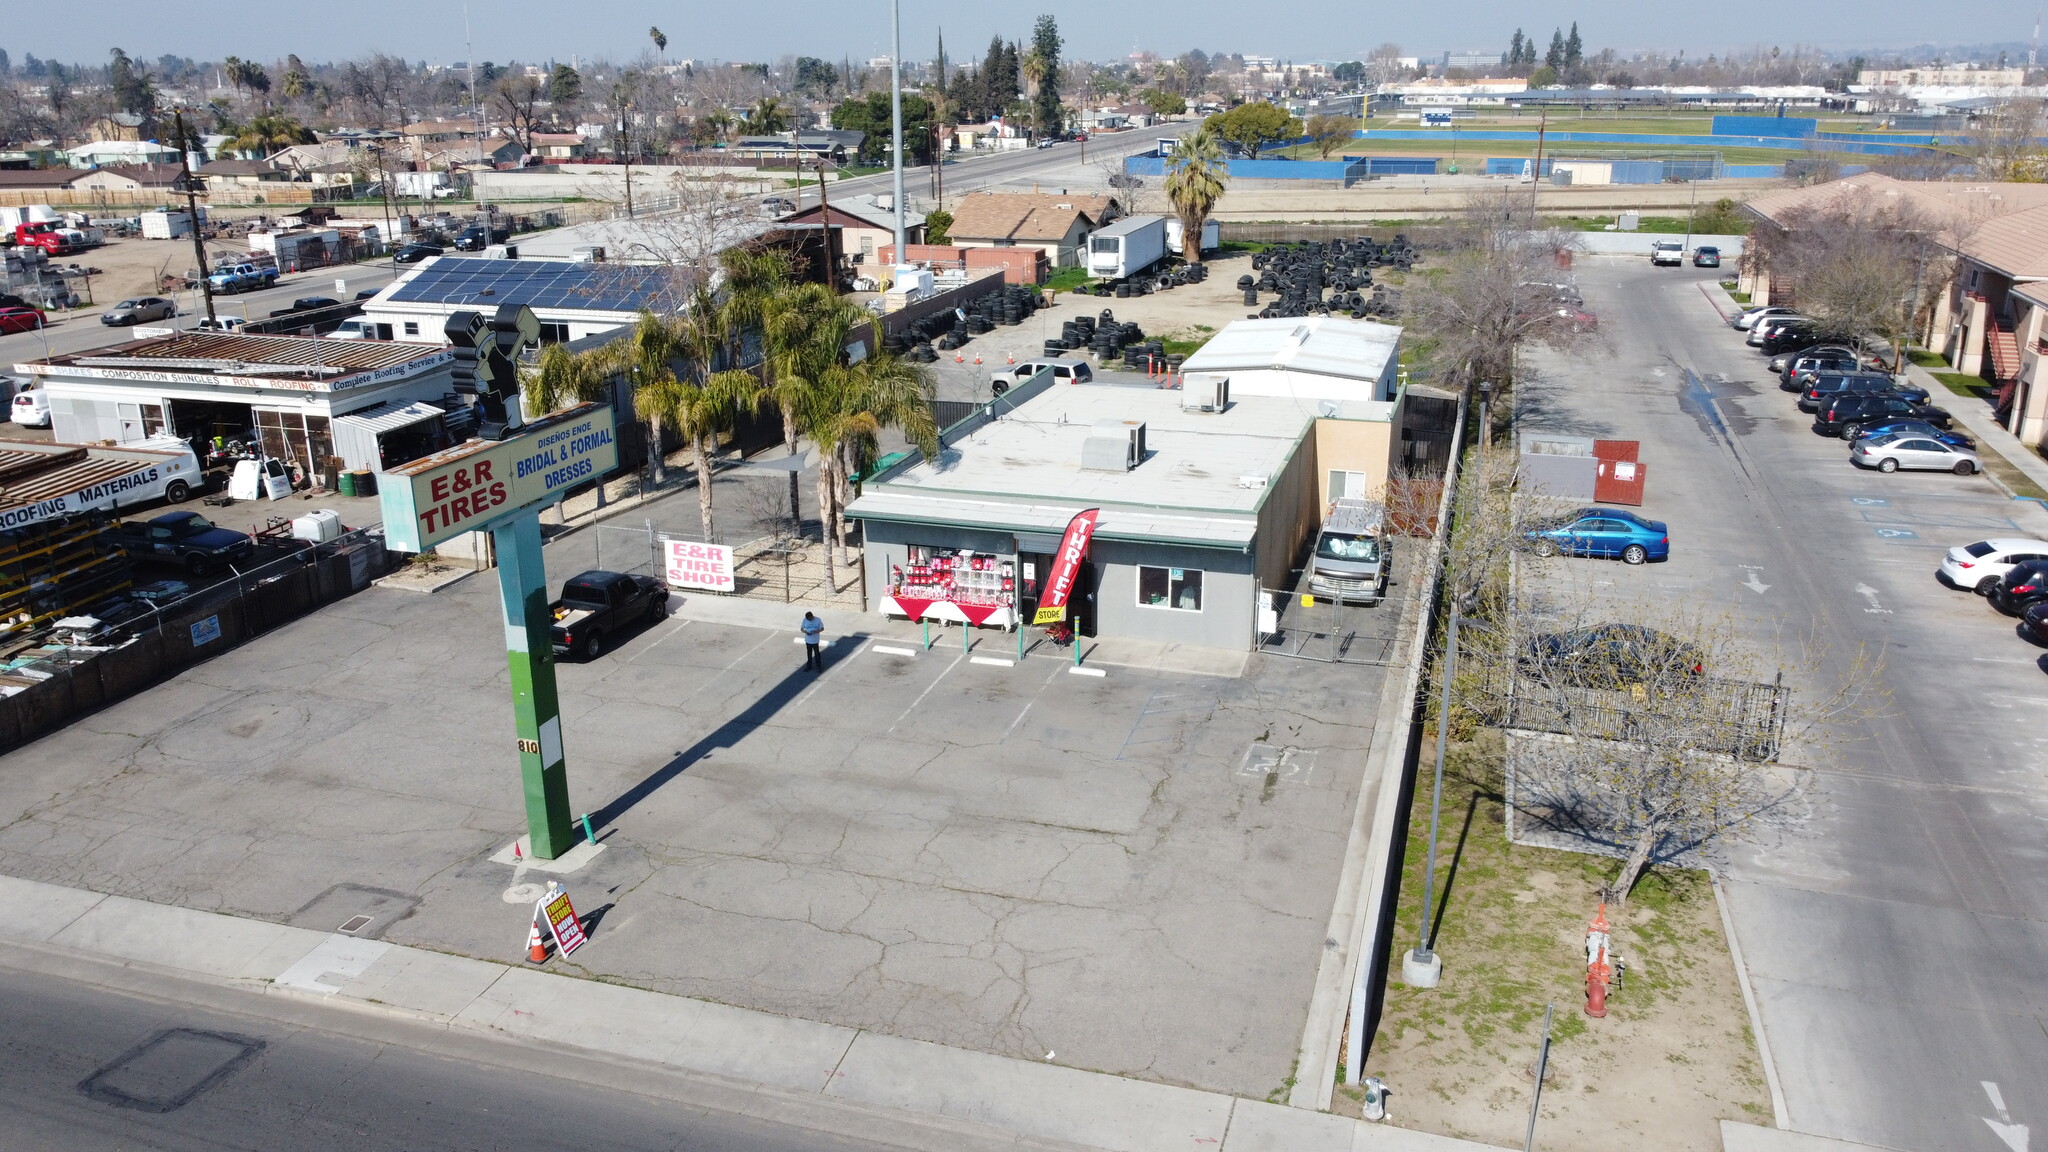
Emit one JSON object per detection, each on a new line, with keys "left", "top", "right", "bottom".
{"left": 1714, "top": 878, "right": 1789, "bottom": 1130}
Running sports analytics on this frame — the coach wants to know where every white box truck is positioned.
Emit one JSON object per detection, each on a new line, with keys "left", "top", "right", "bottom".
{"left": 1087, "top": 214, "right": 1168, "bottom": 279}
{"left": 141, "top": 209, "right": 205, "bottom": 240}
{"left": 1164, "top": 218, "right": 1219, "bottom": 256}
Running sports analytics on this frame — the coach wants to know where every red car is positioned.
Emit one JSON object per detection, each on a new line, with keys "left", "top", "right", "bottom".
{"left": 0, "top": 306, "right": 46, "bottom": 335}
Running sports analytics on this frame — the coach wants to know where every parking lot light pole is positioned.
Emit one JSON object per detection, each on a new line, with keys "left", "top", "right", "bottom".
{"left": 1404, "top": 607, "right": 1460, "bottom": 989}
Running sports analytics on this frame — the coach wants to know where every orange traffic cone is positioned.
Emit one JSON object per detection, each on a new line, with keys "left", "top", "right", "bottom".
{"left": 513, "top": 841, "right": 522, "bottom": 862}
{"left": 954, "top": 351, "right": 964, "bottom": 363}
{"left": 1006, "top": 352, "right": 1015, "bottom": 364}
{"left": 973, "top": 353, "right": 982, "bottom": 364}
{"left": 527, "top": 920, "right": 549, "bottom": 963}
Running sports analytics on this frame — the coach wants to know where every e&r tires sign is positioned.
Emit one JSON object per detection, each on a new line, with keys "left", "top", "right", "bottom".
{"left": 379, "top": 403, "right": 618, "bottom": 552}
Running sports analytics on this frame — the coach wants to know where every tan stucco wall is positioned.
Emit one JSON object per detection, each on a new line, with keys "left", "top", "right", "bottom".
{"left": 1312, "top": 417, "right": 1396, "bottom": 508}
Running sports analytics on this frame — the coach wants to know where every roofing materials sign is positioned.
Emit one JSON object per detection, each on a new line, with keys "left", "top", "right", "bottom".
{"left": 1032, "top": 508, "right": 1100, "bottom": 626}
{"left": 379, "top": 403, "right": 617, "bottom": 551}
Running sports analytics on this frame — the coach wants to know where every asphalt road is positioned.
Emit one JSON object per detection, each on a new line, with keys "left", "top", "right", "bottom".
{"left": 1522, "top": 261, "right": 2048, "bottom": 1152}
{"left": 0, "top": 261, "right": 408, "bottom": 372}
{"left": 0, "top": 960, "right": 940, "bottom": 1152}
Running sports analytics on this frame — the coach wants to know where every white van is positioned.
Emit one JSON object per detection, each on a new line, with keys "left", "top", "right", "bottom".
{"left": 123, "top": 436, "right": 208, "bottom": 505}
{"left": 11, "top": 389, "right": 50, "bottom": 427}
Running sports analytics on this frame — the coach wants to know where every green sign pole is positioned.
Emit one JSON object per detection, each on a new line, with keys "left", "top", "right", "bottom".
{"left": 493, "top": 509, "right": 575, "bottom": 858}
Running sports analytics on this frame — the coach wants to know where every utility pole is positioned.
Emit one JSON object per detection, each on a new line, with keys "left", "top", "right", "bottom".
{"left": 889, "top": 0, "right": 906, "bottom": 261}
{"left": 172, "top": 109, "right": 217, "bottom": 326}
{"left": 1683, "top": 177, "right": 1697, "bottom": 254}
{"left": 1530, "top": 109, "right": 1547, "bottom": 220}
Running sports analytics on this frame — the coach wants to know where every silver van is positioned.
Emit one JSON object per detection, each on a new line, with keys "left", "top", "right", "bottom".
{"left": 1308, "top": 498, "right": 1390, "bottom": 605}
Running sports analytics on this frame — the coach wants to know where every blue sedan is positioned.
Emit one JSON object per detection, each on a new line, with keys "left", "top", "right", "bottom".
{"left": 1846, "top": 418, "right": 1974, "bottom": 450}
{"left": 1527, "top": 508, "right": 1671, "bottom": 564}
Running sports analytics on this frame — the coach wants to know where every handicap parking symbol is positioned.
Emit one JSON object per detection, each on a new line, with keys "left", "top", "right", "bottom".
{"left": 1874, "top": 527, "right": 1918, "bottom": 539}
{"left": 1850, "top": 497, "right": 1890, "bottom": 507}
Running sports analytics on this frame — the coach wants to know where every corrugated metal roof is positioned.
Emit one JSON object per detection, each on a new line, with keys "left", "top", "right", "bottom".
{"left": 334, "top": 400, "right": 447, "bottom": 434}
{"left": 49, "top": 331, "right": 441, "bottom": 373}
{"left": 0, "top": 443, "right": 181, "bottom": 514}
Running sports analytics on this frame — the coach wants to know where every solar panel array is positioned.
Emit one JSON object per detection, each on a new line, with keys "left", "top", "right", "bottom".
{"left": 384, "top": 258, "right": 680, "bottom": 313}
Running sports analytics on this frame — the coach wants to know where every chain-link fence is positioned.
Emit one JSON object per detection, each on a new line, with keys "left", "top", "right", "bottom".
{"left": 0, "top": 526, "right": 395, "bottom": 752}
{"left": 594, "top": 522, "right": 865, "bottom": 608}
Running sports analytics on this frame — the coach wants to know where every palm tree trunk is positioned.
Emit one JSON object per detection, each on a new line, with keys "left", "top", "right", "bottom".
{"left": 646, "top": 415, "right": 666, "bottom": 487}
{"left": 694, "top": 433, "right": 716, "bottom": 540}
{"left": 815, "top": 453, "right": 838, "bottom": 592}
{"left": 782, "top": 403, "right": 802, "bottom": 526}
{"left": 834, "top": 443, "right": 854, "bottom": 565}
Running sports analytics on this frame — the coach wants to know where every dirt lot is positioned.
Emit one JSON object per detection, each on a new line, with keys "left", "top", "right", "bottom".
{"left": 1348, "top": 732, "right": 1771, "bottom": 1149}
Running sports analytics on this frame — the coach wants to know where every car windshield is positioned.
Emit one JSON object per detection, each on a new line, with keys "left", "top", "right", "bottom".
{"left": 173, "top": 515, "right": 215, "bottom": 533}
{"left": 1316, "top": 531, "right": 1380, "bottom": 562}
{"left": 115, "top": 299, "right": 140, "bottom": 308}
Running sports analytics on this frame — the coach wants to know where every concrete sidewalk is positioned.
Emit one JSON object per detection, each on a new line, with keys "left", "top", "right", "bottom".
{"left": 0, "top": 872, "right": 1485, "bottom": 1152}
{"left": 1901, "top": 362, "right": 2048, "bottom": 495}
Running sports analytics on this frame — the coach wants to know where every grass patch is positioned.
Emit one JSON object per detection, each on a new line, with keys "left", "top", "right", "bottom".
{"left": 1217, "top": 240, "right": 1270, "bottom": 255}
{"left": 1352, "top": 730, "right": 1768, "bottom": 1142}
{"left": 1159, "top": 323, "right": 1215, "bottom": 359}
{"left": 1906, "top": 348, "right": 1950, "bottom": 369}
{"left": 1042, "top": 267, "right": 1093, "bottom": 292}
{"left": 1725, "top": 286, "right": 1750, "bottom": 303}
{"left": 1930, "top": 370, "right": 1992, "bottom": 399}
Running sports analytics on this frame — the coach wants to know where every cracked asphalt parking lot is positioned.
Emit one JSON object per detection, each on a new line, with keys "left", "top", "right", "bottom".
{"left": 0, "top": 529, "right": 1395, "bottom": 1098}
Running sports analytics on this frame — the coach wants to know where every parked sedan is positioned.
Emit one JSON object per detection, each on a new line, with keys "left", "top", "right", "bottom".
{"left": 392, "top": 242, "right": 443, "bottom": 263}
{"left": 1813, "top": 392, "right": 1950, "bottom": 438}
{"left": 1850, "top": 431, "right": 1982, "bottom": 474}
{"left": 1938, "top": 537, "right": 2048, "bottom": 593}
{"left": 1525, "top": 507, "right": 1670, "bottom": 564}
{"left": 101, "top": 297, "right": 176, "bottom": 326}
{"left": 1519, "top": 624, "right": 1705, "bottom": 689}
{"left": 1989, "top": 559, "right": 2048, "bottom": 614}
{"left": 2020, "top": 599, "right": 2048, "bottom": 646}
{"left": 0, "top": 306, "right": 45, "bottom": 335}
{"left": 1734, "top": 304, "right": 1797, "bottom": 331}
{"left": 1693, "top": 245, "right": 1721, "bottom": 267}
{"left": 1847, "top": 419, "right": 1974, "bottom": 450}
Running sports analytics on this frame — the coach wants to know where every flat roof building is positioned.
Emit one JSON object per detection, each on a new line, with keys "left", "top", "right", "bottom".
{"left": 1178, "top": 315, "right": 1403, "bottom": 404}
{"left": 357, "top": 256, "right": 684, "bottom": 345}
{"left": 14, "top": 332, "right": 465, "bottom": 477}
{"left": 846, "top": 354, "right": 1409, "bottom": 651}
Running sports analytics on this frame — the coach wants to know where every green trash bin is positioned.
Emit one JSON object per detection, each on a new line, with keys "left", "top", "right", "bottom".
{"left": 337, "top": 471, "right": 358, "bottom": 497}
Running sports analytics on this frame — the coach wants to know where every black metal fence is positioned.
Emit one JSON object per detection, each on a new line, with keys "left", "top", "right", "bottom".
{"left": 1473, "top": 669, "right": 1789, "bottom": 762}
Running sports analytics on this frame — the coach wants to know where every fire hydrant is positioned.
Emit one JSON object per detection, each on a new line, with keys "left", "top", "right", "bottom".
{"left": 1584, "top": 903, "right": 1613, "bottom": 1018}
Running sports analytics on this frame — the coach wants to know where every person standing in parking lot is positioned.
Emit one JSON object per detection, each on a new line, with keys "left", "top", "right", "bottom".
{"left": 801, "top": 611, "right": 825, "bottom": 671}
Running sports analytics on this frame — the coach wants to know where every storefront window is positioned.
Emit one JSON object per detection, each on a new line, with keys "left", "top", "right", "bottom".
{"left": 889, "top": 545, "right": 1015, "bottom": 607}
{"left": 1138, "top": 566, "right": 1202, "bottom": 611}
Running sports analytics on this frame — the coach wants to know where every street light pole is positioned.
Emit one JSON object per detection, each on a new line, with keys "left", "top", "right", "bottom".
{"left": 1404, "top": 607, "right": 1459, "bottom": 989}
{"left": 889, "top": 0, "right": 907, "bottom": 261}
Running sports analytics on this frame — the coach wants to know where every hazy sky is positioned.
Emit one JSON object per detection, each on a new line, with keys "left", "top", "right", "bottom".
{"left": 7, "top": 1, "right": 2030, "bottom": 66}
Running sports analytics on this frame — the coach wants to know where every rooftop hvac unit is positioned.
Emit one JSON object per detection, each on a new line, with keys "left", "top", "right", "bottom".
{"left": 570, "top": 245, "right": 607, "bottom": 263}
{"left": 1082, "top": 419, "right": 1147, "bottom": 471}
{"left": 1181, "top": 374, "right": 1230, "bottom": 413}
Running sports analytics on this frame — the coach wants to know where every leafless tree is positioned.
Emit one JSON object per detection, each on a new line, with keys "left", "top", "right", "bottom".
{"left": 1742, "top": 197, "right": 1952, "bottom": 367}
{"left": 1961, "top": 98, "right": 2048, "bottom": 182}
{"left": 1092, "top": 153, "right": 1156, "bottom": 216}
{"left": 492, "top": 73, "right": 546, "bottom": 154}
{"left": 1401, "top": 186, "right": 1600, "bottom": 395}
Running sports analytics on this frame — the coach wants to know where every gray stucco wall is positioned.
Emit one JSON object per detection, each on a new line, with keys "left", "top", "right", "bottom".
{"left": 861, "top": 519, "right": 1256, "bottom": 650}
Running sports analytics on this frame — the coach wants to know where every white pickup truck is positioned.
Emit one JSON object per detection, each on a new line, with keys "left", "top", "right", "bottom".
{"left": 1650, "top": 240, "right": 1685, "bottom": 266}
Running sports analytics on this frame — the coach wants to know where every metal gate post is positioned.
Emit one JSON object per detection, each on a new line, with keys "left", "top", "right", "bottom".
{"left": 493, "top": 510, "right": 576, "bottom": 858}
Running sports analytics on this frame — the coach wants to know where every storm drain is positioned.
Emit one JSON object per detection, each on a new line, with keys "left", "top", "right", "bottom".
{"left": 78, "top": 1029, "right": 265, "bottom": 1113}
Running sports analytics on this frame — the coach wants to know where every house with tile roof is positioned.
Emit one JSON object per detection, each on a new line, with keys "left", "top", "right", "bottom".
{"left": 943, "top": 191, "right": 1121, "bottom": 268}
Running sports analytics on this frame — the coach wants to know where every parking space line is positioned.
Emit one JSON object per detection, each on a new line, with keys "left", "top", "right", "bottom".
{"left": 888, "top": 651, "right": 967, "bottom": 732}
{"left": 1002, "top": 660, "right": 1065, "bottom": 741}
{"left": 872, "top": 644, "right": 918, "bottom": 656}
{"left": 793, "top": 640, "right": 867, "bottom": 708}
{"left": 626, "top": 618, "right": 693, "bottom": 663}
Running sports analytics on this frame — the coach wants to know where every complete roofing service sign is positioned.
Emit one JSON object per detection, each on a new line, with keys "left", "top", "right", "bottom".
{"left": 379, "top": 403, "right": 617, "bottom": 552}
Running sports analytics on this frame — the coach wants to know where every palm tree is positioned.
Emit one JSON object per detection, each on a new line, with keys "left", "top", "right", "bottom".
{"left": 763, "top": 281, "right": 860, "bottom": 522}
{"left": 805, "top": 353, "right": 939, "bottom": 585}
{"left": 703, "top": 107, "right": 737, "bottom": 144}
{"left": 742, "top": 97, "right": 790, "bottom": 136}
{"left": 615, "top": 311, "right": 688, "bottom": 488}
{"left": 523, "top": 341, "right": 611, "bottom": 417}
{"left": 222, "top": 56, "right": 245, "bottom": 98}
{"left": 649, "top": 27, "right": 668, "bottom": 61}
{"left": 1164, "top": 126, "right": 1227, "bottom": 261}
{"left": 229, "top": 112, "right": 314, "bottom": 159}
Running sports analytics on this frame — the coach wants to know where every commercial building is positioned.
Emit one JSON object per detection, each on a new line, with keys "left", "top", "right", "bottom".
{"left": 1178, "top": 316, "right": 1402, "bottom": 405}
{"left": 846, "top": 320, "right": 1409, "bottom": 651}
{"left": 356, "top": 257, "right": 681, "bottom": 345}
{"left": 14, "top": 332, "right": 466, "bottom": 476}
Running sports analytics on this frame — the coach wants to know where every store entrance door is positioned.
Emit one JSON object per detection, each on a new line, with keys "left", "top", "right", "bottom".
{"left": 1017, "top": 553, "right": 1050, "bottom": 621}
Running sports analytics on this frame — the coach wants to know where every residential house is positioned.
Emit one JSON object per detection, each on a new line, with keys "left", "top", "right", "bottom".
{"left": 196, "top": 158, "right": 292, "bottom": 189}
{"left": 67, "top": 140, "right": 182, "bottom": 168}
{"left": 529, "top": 133, "right": 588, "bottom": 162}
{"left": 729, "top": 131, "right": 861, "bottom": 165}
{"left": 0, "top": 168, "right": 99, "bottom": 192}
{"left": 422, "top": 134, "right": 522, "bottom": 171}
{"left": 943, "top": 191, "right": 1120, "bottom": 268}
{"left": 776, "top": 194, "right": 924, "bottom": 265}
{"left": 88, "top": 112, "right": 156, "bottom": 142}
{"left": 402, "top": 119, "right": 483, "bottom": 153}
{"left": 269, "top": 141, "right": 358, "bottom": 176}
{"left": 72, "top": 164, "right": 188, "bottom": 191}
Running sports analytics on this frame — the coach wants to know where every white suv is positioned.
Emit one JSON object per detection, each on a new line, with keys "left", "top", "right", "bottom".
{"left": 1651, "top": 240, "right": 1685, "bottom": 266}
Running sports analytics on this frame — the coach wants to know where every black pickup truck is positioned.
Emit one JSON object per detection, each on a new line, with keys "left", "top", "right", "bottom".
{"left": 549, "top": 570, "right": 667, "bottom": 660}
{"left": 103, "top": 511, "right": 255, "bottom": 574}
